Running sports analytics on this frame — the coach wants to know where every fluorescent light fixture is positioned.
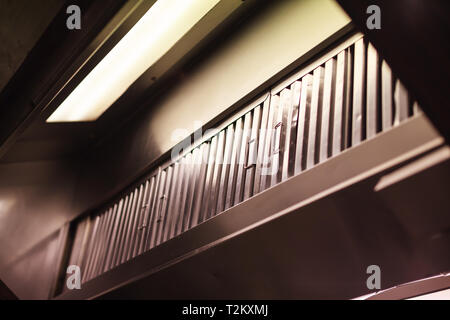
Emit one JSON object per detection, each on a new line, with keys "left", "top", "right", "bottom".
{"left": 47, "top": 0, "right": 220, "bottom": 122}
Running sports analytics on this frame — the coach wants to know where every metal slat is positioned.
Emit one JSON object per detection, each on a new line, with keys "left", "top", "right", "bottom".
{"left": 157, "top": 166, "right": 174, "bottom": 244}
{"left": 253, "top": 97, "right": 271, "bottom": 194}
{"left": 306, "top": 67, "right": 324, "bottom": 169}
{"left": 217, "top": 125, "right": 234, "bottom": 211}
{"left": 282, "top": 81, "right": 301, "bottom": 181}
{"left": 81, "top": 215, "right": 100, "bottom": 283}
{"left": 136, "top": 179, "right": 152, "bottom": 256}
{"left": 178, "top": 153, "right": 195, "bottom": 233}
{"left": 67, "top": 217, "right": 87, "bottom": 271}
{"left": 148, "top": 169, "right": 167, "bottom": 250}
{"left": 243, "top": 106, "right": 261, "bottom": 199}
{"left": 225, "top": 119, "right": 243, "bottom": 209}
{"left": 145, "top": 174, "right": 159, "bottom": 245}
{"left": 128, "top": 184, "right": 144, "bottom": 260}
{"left": 320, "top": 58, "right": 336, "bottom": 162}
{"left": 104, "top": 200, "right": 123, "bottom": 271}
{"left": 126, "top": 187, "right": 143, "bottom": 260}
{"left": 234, "top": 112, "right": 252, "bottom": 204}
{"left": 80, "top": 218, "right": 94, "bottom": 283}
{"left": 163, "top": 162, "right": 180, "bottom": 241}
{"left": 99, "top": 209, "right": 115, "bottom": 273}
{"left": 181, "top": 150, "right": 198, "bottom": 233}
{"left": 189, "top": 143, "right": 210, "bottom": 228}
{"left": 184, "top": 150, "right": 201, "bottom": 230}
{"left": 143, "top": 170, "right": 162, "bottom": 250}
{"left": 116, "top": 190, "right": 137, "bottom": 265}
{"left": 394, "top": 79, "right": 409, "bottom": 125}
{"left": 172, "top": 158, "right": 188, "bottom": 237}
{"left": 155, "top": 166, "right": 173, "bottom": 246}
{"left": 413, "top": 101, "right": 421, "bottom": 116}
{"left": 352, "top": 38, "right": 366, "bottom": 146}
{"left": 332, "top": 50, "right": 347, "bottom": 156}
{"left": 120, "top": 188, "right": 139, "bottom": 263}
{"left": 344, "top": 47, "right": 353, "bottom": 149}
{"left": 109, "top": 196, "right": 128, "bottom": 269}
{"left": 271, "top": 89, "right": 289, "bottom": 186}
{"left": 113, "top": 193, "right": 133, "bottom": 267}
{"left": 100, "top": 205, "right": 119, "bottom": 272}
{"left": 260, "top": 93, "right": 278, "bottom": 190}
{"left": 366, "top": 43, "right": 379, "bottom": 139}
{"left": 207, "top": 130, "right": 225, "bottom": 218}
{"left": 90, "top": 212, "right": 108, "bottom": 279}
{"left": 76, "top": 217, "right": 92, "bottom": 276}
{"left": 82, "top": 215, "right": 100, "bottom": 282}
{"left": 116, "top": 192, "right": 134, "bottom": 265}
{"left": 86, "top": 213, "right": 108, "bottom": 280}
{"left": 200, "top": 136, "right": 218, "bottom": 222}
{"left": 67, "top": 222, "right": 83, "bottom": 268}
{"left": 242, "top": 109, "right": 259, "bottom": 199}
{"left": 94, "top": 211, "right": 111, "bottom": 277}
{"left": 174, "top": 155, "right": 191, "bottom": 236}
{"left": 170, "top": 162, "right": 188, "bottom": 237}
{"left": 294, "top": 74, "right": 312, "bottom": 174}
{"left": 267, "top": 94, "right": 281, "bottom": 187}
{"left": 92, "top": 208, "right": 114, "bottom": 277}
{"left": 78, "top": 219, "right": 91, "bottom": 267}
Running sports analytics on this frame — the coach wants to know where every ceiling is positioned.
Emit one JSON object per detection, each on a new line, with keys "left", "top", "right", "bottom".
{"left": 0, "top": 0, "right": 258, "bottom": 164}
{"left": 0, "top": 0, "right": 64, "bottom": 93}
{"left": 0, "top": 0, "right": 127, "bottom": 164}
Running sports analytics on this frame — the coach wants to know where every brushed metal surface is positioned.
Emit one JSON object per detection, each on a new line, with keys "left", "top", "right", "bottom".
{"left": 57, "top": 114, "right": 444, "bottom": 299}
{"left": 307, "top": 66, "right": 324, "bottom": 169}
{"left": 394, "top": 79, "right": 409, "bottom": 125}
{"left": 295, "top": 74, "right": 312, "bottom": 174}
{"left": 104, "top": 200, "right": 123, "bottom": 271}
{"left": 320, "top": 58, "right": 336, "bottom": 161}
{"left": 156, "top": 166, "right": 173, "bottom": 246}
{"left": 332, "top": 50, "right": 347, "bottom": 155}
{"left": 225, "top": 119, "right": 242, "bottom": 209}
{"left": 209, "top": 130, "right": 225, "bottom": 219}
{"left": 97, "top": 207, "right": 114, "bottom": 275}
{"left": 352, "top": 38, "right": 365, "bottom": 146}
{"left": 283, "top": 81, "right": 301, "bottom": 180}
{"left": 1, "top": 1, "right": 352, "bottom": 298}
{"left": 164, "top": 163, "right": 180, "bottom": 242}
{"left": 127, "top": 186, "right": 144, "bottom": 260}
{"left": 66, "top": 35, "right": 428, "bottom": 284}
{"left": 366, "top": 43, "right": 379, "bottom": 139}
{"left": 234, "top": 113, "right": 251, "bottom": 203}
{"left": 217, "top": 125, "right": 234, "bottom": 209}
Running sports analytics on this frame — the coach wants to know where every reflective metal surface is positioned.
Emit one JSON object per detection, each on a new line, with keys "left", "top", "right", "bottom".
{"left": 57, "top": 114, "right": 446, "bottom": 299}
{"left": 64, "top": 35, "right": 424, "bottom": 286}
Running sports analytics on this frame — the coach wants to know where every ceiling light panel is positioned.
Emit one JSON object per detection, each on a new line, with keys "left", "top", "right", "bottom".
{"left": 47, "top": 0, "right": 220, "bottom": 122}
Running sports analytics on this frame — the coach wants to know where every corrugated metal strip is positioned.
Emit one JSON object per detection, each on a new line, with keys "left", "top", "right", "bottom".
{"left": 70, "top": 36, "right": 422, "bottom": 284}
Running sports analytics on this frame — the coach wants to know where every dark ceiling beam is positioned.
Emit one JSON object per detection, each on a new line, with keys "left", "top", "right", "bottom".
{"left": 336, "top": 0, "right": 450, "bottom": 142}
{"left": 0, "top": 0, "right": 128, "bottom": 158}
